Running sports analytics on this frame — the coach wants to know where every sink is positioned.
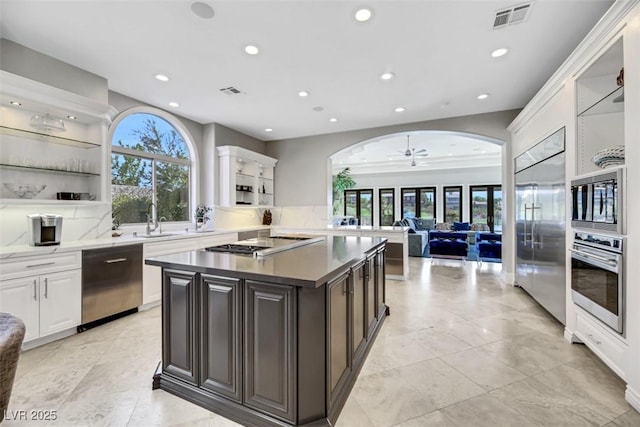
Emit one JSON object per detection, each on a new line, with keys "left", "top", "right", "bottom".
{"left": 138, "top": 233, "right": 178, "bottom": 238}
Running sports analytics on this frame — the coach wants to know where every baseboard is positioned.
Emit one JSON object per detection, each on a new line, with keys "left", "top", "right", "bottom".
{"left": 22, "top": 327, "right": 77, "bottom": 350}
{"left": 139, "top": 300, "right": 161, "bottom": 311}
{"left": 501, "top": 271, "right": 515, "bottom": 285}
{"left": 564, "top": 327, "right": 576, "bottom": 343}
{"left": 625, "top": 385, "right": 640, "bottom": 413}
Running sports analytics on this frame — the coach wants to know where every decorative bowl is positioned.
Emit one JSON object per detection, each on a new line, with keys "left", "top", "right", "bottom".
{"left": 3, "top": 183, "right": 47, "bottom": 199}
{"left": 592, "top": 146, "right": 625, "bottom": 169}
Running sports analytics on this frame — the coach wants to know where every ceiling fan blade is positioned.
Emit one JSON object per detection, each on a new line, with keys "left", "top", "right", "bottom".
{"left": 415, "top": 149, "right": 427, "bottom": 155}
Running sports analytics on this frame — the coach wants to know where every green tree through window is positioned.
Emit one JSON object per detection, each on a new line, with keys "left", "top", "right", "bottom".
{"left": 111, "top": 114, "right": 191, "bottom": 224}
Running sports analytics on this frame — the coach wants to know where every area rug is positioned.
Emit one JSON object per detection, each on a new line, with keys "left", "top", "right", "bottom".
{"left": 422, "top": 243, "right": 501, "bottom": 263}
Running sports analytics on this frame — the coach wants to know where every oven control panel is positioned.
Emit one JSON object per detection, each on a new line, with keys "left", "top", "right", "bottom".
{"left": 574, "top": 231, "right": 623, "bottom": 252}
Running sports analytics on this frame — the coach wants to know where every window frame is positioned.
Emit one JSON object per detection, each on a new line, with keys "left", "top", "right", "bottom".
{"left": 400, "top": 186, "right": 436, "bottom": 220}
{"left": 109, "top": 107, "right": 198, "bottom": 225}
{"left": 344, "top": 188, "right": 374, "bottom": 226}
{"left": 378, "top": 188, "right": 395, "bottom": 226}
{"left": 469, "top": 184, "right": 502, "bottom": 232}
{"left": 443, "top": 185, "right": 463, "bottom": 223}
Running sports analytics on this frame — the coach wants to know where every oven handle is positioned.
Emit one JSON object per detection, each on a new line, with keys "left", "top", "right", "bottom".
{"left": 569, "top": 248, "right": 619, "bottom": 268}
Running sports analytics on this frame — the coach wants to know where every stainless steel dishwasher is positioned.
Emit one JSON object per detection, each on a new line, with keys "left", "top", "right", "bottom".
{"left": 81, "top": 244, "right": 143, "bottom": 326}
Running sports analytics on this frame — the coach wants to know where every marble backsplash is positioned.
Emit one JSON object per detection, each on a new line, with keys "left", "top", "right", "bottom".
{"left": 0, "top": 203, "right": 112, "bottom": 246}
{"left": 0, "top": 203, "right": 332, "bottom": 247}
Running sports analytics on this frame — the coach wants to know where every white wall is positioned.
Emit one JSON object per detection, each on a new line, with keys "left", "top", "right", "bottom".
{"left": 0, "top": 38, "right": 108, "bottom": 104}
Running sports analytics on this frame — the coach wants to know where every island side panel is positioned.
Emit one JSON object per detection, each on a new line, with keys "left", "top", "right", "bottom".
{"left": 200, "top": 274, "right": 242, "bottom": 403}
{"left": 297, "top": 283, "right": 327, "bottom": 424}
{"left": 162, "top": 269, "right": 198, "bottom": 385}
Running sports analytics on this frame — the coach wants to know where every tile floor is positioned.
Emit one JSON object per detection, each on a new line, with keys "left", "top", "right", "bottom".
{"left": 5, "top": 257, "right": 640, "bottom": 426}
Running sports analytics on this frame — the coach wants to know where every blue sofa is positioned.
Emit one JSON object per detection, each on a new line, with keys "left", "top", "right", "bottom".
{"left": 395, "top": 218, "right": 434, "bottom": 256}
{"left": 428, "top": 231, "right": 469, "bottom": 258}
{"left": 475, "top": 232, "right": 502, "bottom": 259}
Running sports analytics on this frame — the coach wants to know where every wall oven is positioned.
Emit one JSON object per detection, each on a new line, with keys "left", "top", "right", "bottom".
{"left": 571, "top": 167, "right": 624, "bottom": 234}
{"left": 570, "top": 232, "right": 624, "bottom": 333}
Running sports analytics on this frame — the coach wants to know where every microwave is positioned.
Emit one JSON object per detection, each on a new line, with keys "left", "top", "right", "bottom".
{"left": 571, "top": 167, "right": 625, "bottom": 234}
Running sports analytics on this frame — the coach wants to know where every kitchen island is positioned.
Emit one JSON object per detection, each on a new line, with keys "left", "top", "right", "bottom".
{"left": 145, "top": 235, "right": 388, "bottom": 427}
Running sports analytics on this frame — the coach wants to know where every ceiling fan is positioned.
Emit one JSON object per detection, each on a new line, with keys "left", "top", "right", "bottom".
{"left": 397, "top": 135, "right": 427, "bottom": 157}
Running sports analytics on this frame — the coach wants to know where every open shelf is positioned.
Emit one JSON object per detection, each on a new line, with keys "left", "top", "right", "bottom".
{"left": 0, "top": 125, "right": 101, "bottom": 149}
{"left": 0, "top": 163, "right": 100, "bottom": 176}
{"left": 577, "top": 86, "right": 624, "bottom": 117}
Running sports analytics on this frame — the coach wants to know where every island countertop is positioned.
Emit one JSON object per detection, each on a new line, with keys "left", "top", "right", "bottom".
{"left": 145, "top": 234, "right": 386, "bottom": 288}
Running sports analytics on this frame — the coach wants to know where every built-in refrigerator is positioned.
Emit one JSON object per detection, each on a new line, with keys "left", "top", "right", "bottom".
{"left": 514, "top": 127, "right": 566, "bottom": 324}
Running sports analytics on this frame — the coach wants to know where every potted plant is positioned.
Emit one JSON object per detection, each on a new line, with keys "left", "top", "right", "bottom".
{"left": 194, "top": 204, "right": 213, "bottom": 230}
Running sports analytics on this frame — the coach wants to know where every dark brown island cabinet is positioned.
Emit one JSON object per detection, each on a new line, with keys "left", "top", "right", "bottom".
{"left": 145, "top": 235, "right": 389, "bottom": 427}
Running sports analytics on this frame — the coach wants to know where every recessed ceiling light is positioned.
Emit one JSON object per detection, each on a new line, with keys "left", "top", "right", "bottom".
{"left": 265, "top": 128, "right": 273, "bottom": 132}
{"left": 354, "top": 7, "right": 373, "bottom": 22}
{"left": 191, "top": 2, "right": 215, "bottom": 19}
{"left": 477, "top": 93, "right": 490, "bottom": 100}
{"left": 169, "top": 102, "right": 180, "bottom": 107}
{"left": 380, "top": 72, "right": 395, "bottom": 81}
{"left": 448, "top": 153, "right": 453, "bottom": 156}
{"left": 67, "top": 115, "right": 77, "bottom": 120}
{"left": 244, "top": 45, "right": 259, "bottom": 55}
{"left": 394, "top": 107, "right": 405, "bottom": 113}
{"left": 298, "top": 91, "right": 309, "bottom": 97}
{"left": 329, "top": 118, "right": 338, "bottom": 122}
{"left": 155, "top": 74, "right": 169, "bottom": 82}
{"left": 491, "top": 48, "right": 509, "bottom": 58}
{"left": 9, "top": 101, "right": 21, "bottom": 106}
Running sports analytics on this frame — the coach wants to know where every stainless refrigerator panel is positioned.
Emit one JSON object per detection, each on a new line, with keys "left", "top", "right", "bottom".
{"left": 514, "top": 152, "right": 566, "bottom": 325}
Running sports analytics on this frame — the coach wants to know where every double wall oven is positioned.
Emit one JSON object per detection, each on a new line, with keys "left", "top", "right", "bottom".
{"left": 570, "top": 232, "right": 624, "bottom": 333}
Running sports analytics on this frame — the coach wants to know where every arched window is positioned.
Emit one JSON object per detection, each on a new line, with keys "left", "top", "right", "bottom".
{"left": 111, "top": 112, "right": 193, "bottom": 224}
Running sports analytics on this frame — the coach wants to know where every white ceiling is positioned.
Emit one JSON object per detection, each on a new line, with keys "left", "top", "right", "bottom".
{"left": 0, "top": 0, "right": 613, "bottom": 142}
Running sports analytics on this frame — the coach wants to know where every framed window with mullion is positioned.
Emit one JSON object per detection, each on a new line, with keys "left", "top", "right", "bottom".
{"left": 378, "top": 188, "right": 395, "bottom": 226}
{"left": 443, "top": 185, "right": 463, "bottom": 223}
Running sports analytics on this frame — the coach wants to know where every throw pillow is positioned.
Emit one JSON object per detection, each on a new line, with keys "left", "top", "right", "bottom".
{"left": 453, "top": 221, "right": 470, "bottom": 231}
{"left": 435, "top": 222, "right": 450, "bottom": 231}
{"left": 404, "top": 217, "right": 416, "bottom": 231}
{"left": 414, "top": 218, "right": 434, "bottom": 231}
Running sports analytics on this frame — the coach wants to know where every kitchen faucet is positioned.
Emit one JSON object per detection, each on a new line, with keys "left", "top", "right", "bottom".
{"left": 146, "top": 202, "right": 159, "bottom": 235}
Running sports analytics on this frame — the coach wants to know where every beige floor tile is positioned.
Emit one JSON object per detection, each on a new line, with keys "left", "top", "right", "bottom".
{"left": 490, "top": 377, "right": 610, "bottom": 425}
{"left": 441, "top": 347, "right": 526, "bottom": 391}
{"left": 352, "top": 369, "right": 436, "bottom": 427}
{"left": 50, "top": 389, "right": 139, "bottom": 426}
{"left": 359, "top": 333, "right": 436, "bottom": 376}
{"left": 439, "top": 394, "right": 535, "bottom": 427}
{"left": 403, "top": 329, "right": 473, "bottom": 357}
{"left": 335, "top": 396, "right": 375, "bottom": 427}
{"left": 392, "top": 410, "right": 458, "bottom": 427}
{"left": 397, "top": 358, "right": 486, "bottom": 409}
{"left": 478, "top": 338, "right": 565, "bottom": 376}
{"left": 127, "top": 388, "right": 214, "bottom": 426}
{"left": 605, "top": 409, "right": 640, "bottom": 426}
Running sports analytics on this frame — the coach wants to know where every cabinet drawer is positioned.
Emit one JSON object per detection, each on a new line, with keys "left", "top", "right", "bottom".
{"left": 0, "top": 251, "right": 81, "bottom": 280}
{"left": 144, "top": 239, "right": 199, "bottom": 257}
{"left": 575, "top": 309, "right": 627, "bottom": 379}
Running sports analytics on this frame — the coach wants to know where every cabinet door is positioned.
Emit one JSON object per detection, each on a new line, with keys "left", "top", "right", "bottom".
{"left": 351, "top": 261, "right": 367, "bottom": 364}
{"left": 376, "top": 248, "right": 386, "bottom": 319}
{"left": 326, "top": 270, "right": 351, "bottom": 412}
{"left": 39, "top": 270, "right": 81, "bottom": 337}
{"left": 244, "top": 280, "right": 295, "bottom": 423}
{"left": 200, "top": 274, "right": 242, "bottom": 403}
{"left": 0, "top": 276, "right": 40, "bottom": 342}
{"left": 162, "top": 269, "right": 198, "bottom": 385}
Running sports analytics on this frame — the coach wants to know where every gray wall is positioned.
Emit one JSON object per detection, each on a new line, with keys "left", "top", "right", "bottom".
{"left": 266, "top": 110, "right": 520, "bottom": 206}
{"left": 0, "top": 38, "right": 108, "bottom": 103}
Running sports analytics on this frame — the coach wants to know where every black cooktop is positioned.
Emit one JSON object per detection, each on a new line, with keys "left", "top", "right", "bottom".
{"left": 204, "top": 244, "right": 268, "bottom": 255}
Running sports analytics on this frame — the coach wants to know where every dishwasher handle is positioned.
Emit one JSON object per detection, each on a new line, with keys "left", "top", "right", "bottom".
{"left": 104, "top": 258, "right": 128, "bottom": 264}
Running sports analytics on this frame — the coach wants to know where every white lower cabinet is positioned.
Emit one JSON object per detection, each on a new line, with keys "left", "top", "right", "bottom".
{"left": 0, "top": 269, "right": 81, "bottom": 342}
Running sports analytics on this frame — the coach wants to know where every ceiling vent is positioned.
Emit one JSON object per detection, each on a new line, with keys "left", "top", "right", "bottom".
{"left": 492, "top": 3, "right": 531, "bottom": 29}
{"left": 219, "top": 86, "right": 243, "bottom": 95}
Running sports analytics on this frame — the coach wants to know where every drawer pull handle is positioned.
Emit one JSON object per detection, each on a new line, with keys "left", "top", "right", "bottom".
{"left": 44, "top": 278, "right": 48, "bottom": 299}
{"left": 33, "top": 279, "right": 37, "bottom": 300}
{"left": 105, "top": 258, "right": 127, "bottom": 264}
{"left": 27, "top": 262, "right": 55, "bottom": 268}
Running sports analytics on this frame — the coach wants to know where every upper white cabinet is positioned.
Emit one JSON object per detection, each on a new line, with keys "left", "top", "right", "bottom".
{"left": 576, "top": 38, "right": 625, "bottom": 175}
{"left": 0, "top": 71, "right": 111, "bottom": 204}
{"left": 217, "top": 145, "right": 277, "bottom": 207}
